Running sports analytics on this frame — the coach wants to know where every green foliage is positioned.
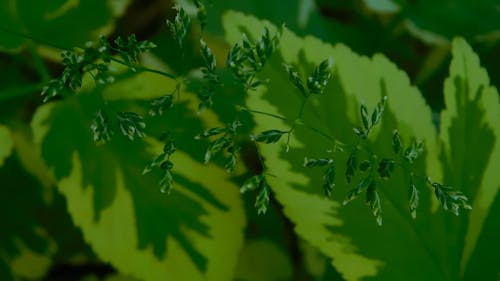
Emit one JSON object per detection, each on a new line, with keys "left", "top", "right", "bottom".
{"left": 41, "top": 34, "right": 161, "bottom": 102}
{"left": 1, "top": 1, "right": 499, "bottom": 281}
{"left": 166, "top": 6, "right": 191, "bottom": 49}
{"left": 223, "top": 11, "right": 499, "bottom": 281}
{"left": 227, "top": 26, "right": 282, "bottom": 91}
{"left": 0, "top": 0, "right": 127, "bottom": 51}
{"left": 240, "top": 174, "right": 270, "bottom": 215}
{"left": 32, "top": 72, "right": 246, "bottom": 281}
{"left": 198, "top": 39, "right": 219, "bottom": 111}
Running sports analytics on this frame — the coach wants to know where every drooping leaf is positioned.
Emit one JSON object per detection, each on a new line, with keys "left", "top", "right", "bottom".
{"left": 32, "top": 70, "right": 246, "bottom": 281}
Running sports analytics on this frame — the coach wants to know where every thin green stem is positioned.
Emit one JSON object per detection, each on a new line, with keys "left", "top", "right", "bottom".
{"left": 241, "top": 106, "right": 345, "bottom": 148}
{"left": 238, "top": 107, "right": 290, "bottom": 122}
{"left": 109, "top": 57, "right": 177, "bottom": 80}
{"left": 285, "top": 95, "right": 310, "bottom": 150}
{"left": 305, "top": 125, "right": 339, "bottom": 146}
{"left": 296, "top": 97, "right": 309, "bottom": 119}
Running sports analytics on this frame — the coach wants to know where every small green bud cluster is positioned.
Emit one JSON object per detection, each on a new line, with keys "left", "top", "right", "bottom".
{"left": 41, "top": 35, "right": 156, "bottom": 102}
{"left": 148, "top": 83, "right": 180, "bottom": 117}
{"left": 90, "top": 109, "right": 113, "bottom": 145}
{"left": 90, "top": 109, "right": 147, "bottom": 144}
{"left": 284, "top": 58, "right": 333, "bottom": 97}
{"left": 194, "top": 0, "right": 208, "bottom": 30}
{"left": 304, "top": 158, "right": 335, "bottom": 197}
{"left": 428, "top": 178, "right": 472, "bottom": 216}
{"left": 112, "top": 34, "right": 157, "bottom": 67}
{"left": 240, "top": 174, "right": 270, "bottom": 215}
{"left": 143, "top": 133, "right": 177, "bottom": 194}
{"left": 227, "top": 26, "right": 283, "bottom": 91}
{"left": 196, "top": 120, "right": 242, "bottom": 173}
{"left": 303, "top": 97, "right": 471, "bottom": 225}
{"left": 354, "top": 97, "right": 387, "bottom": 139}
{"left": 166, "top": 6, "right": 190, "bottom": 48}
{"left": 251, "top": 129, "right": 288, "bottom": 144}
{"left": 116, "top": 111, "right": 146, "bottom": 141}
{"left": 198, "top": 39, "right": 219, "bottom": 112}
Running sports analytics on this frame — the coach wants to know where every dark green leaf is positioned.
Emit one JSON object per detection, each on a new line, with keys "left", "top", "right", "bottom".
{"left": 284, "top": 64, "right": 307, "bottom": 97}
{"left": 377, "top": 158, "right": 395, "bottom": 179}
{"left": 360, "top": 103, "right": 369, "bottom": 130}
{"left": 149, "top": 94, "right": 174, "bottom": 116}
{"left": 252, "top": 129, "right": 287, "bottom": 144}
{"left": 116, "top": 112, "right": 146, "bottom": 141}
{"left": 366, "top": 181, "right": 382, "bottom": 226}
{"left": 204, "top": 137, "right": 231, "bottom": 163}
{"left": 166, "top": 6, "right": 191, "bottom": 48}
{"left": 303, "top": 157, "right": 333, "bottom": 167}
{"left": 359, "top": 160, "right": 371, "bottom": 172}
{"left": 255, "top": 179, "right": 270, "bottom": 215}
{"left": 392, "top": 129, "right": 402, "bottom": 155}
{"left": 240, "top": 175, "right": 263, "bottom": 194}
{"left": 345, "top": 150, "right": 357, "bottom": 183}
{"left": 408, "top": 177, "right": 419, "bottom": 219}
{"left": 323, "top": 164, "right": 335, "bottom": 197}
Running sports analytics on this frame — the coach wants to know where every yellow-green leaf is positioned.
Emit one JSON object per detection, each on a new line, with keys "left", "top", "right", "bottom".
{"left": 222, "top": 11, "right": 464, "bottom": 281}
{"left": 0, "top": 127, "right": 54, "bottom": 280}
{"left": 31, "top": 71, "right": 246, "bottom": 281}
{"left": 440, "top": 38, "right": 500, "bottom": 280}
{"left": 234, "top": 239, "right": 293, "bottom": 281}
{"left": 0, "top": 124, "right": 13, "bottom": 165}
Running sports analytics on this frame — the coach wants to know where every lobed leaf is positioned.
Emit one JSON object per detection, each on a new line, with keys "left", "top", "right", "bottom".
{"left": 439, "top": 38, "right": 500, "bottom": 280}
{"left": 31, "top": 71, "right": 246, "bottom": 281}
{"left": 223, "top": 11, "right": 452, "bottom": 281}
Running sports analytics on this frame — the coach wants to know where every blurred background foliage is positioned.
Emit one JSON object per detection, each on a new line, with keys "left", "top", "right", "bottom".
{"left": 0, "top": 0, "right": 498, "bottom": 280}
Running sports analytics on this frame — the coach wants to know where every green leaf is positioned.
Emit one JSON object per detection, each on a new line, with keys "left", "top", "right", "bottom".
{"left": 0, "top": 0, "right": 129, "bottom": 51}
{"left": 345, "top": 150, "right": 357, "bottom": 183}
{"left": 408, "top": 177, "right": 419, "bottom": 219}
{"left": 90, "top": 109, "right": 114, "bottom": 144}
{"left": 303, "top": 157, "right": 333, "bottom": 168}
{"left": 360, "top": 103, "right": 369, "bottom": 130}
{"left": 284, "top": 64, "right": 307, "bottom": 97}
{"left": 377, "top": 158, "right": 395, "bottom": 179}
{"left": 240, "top": 175, "right": 263, "bottom": 194}
{"left": 234, "top": 239, "right": 293, "bottom": 281}
{"left": 403, "top": 139, "right": 424, "bottom": 164}
{"left": 32, "top": 71, "right": 245, "bottom": 281}
{"left": 167, "top": 6, "right": 191, "bottom": 49}
{"left": 439, "top": 38, "right": 500, "bottom": 280}
{"left": 255, "top": 179, "right": 270, "bottom": 215}
{"left": 252, "top": 129, "right": 287, "bottom": 144}
{"left": 392, "top": 129, "right": 402, "bottom": 155}
{"left": 322, "top": 164, "right": 336, "bottom": 198}
{"left": 0, "top": 126, "right": 55, "bottom": 280}
{"left": 223, "top": 11, "right": 450, "bottom": 280}
{"left": 0, "top": 124, "right": 13, "bottom": 166}
{"left": 401, "top": 0, "right": 500, "bottom": 43}
{"left": 365, "top": 181, "right": 382, "bottom": 226}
